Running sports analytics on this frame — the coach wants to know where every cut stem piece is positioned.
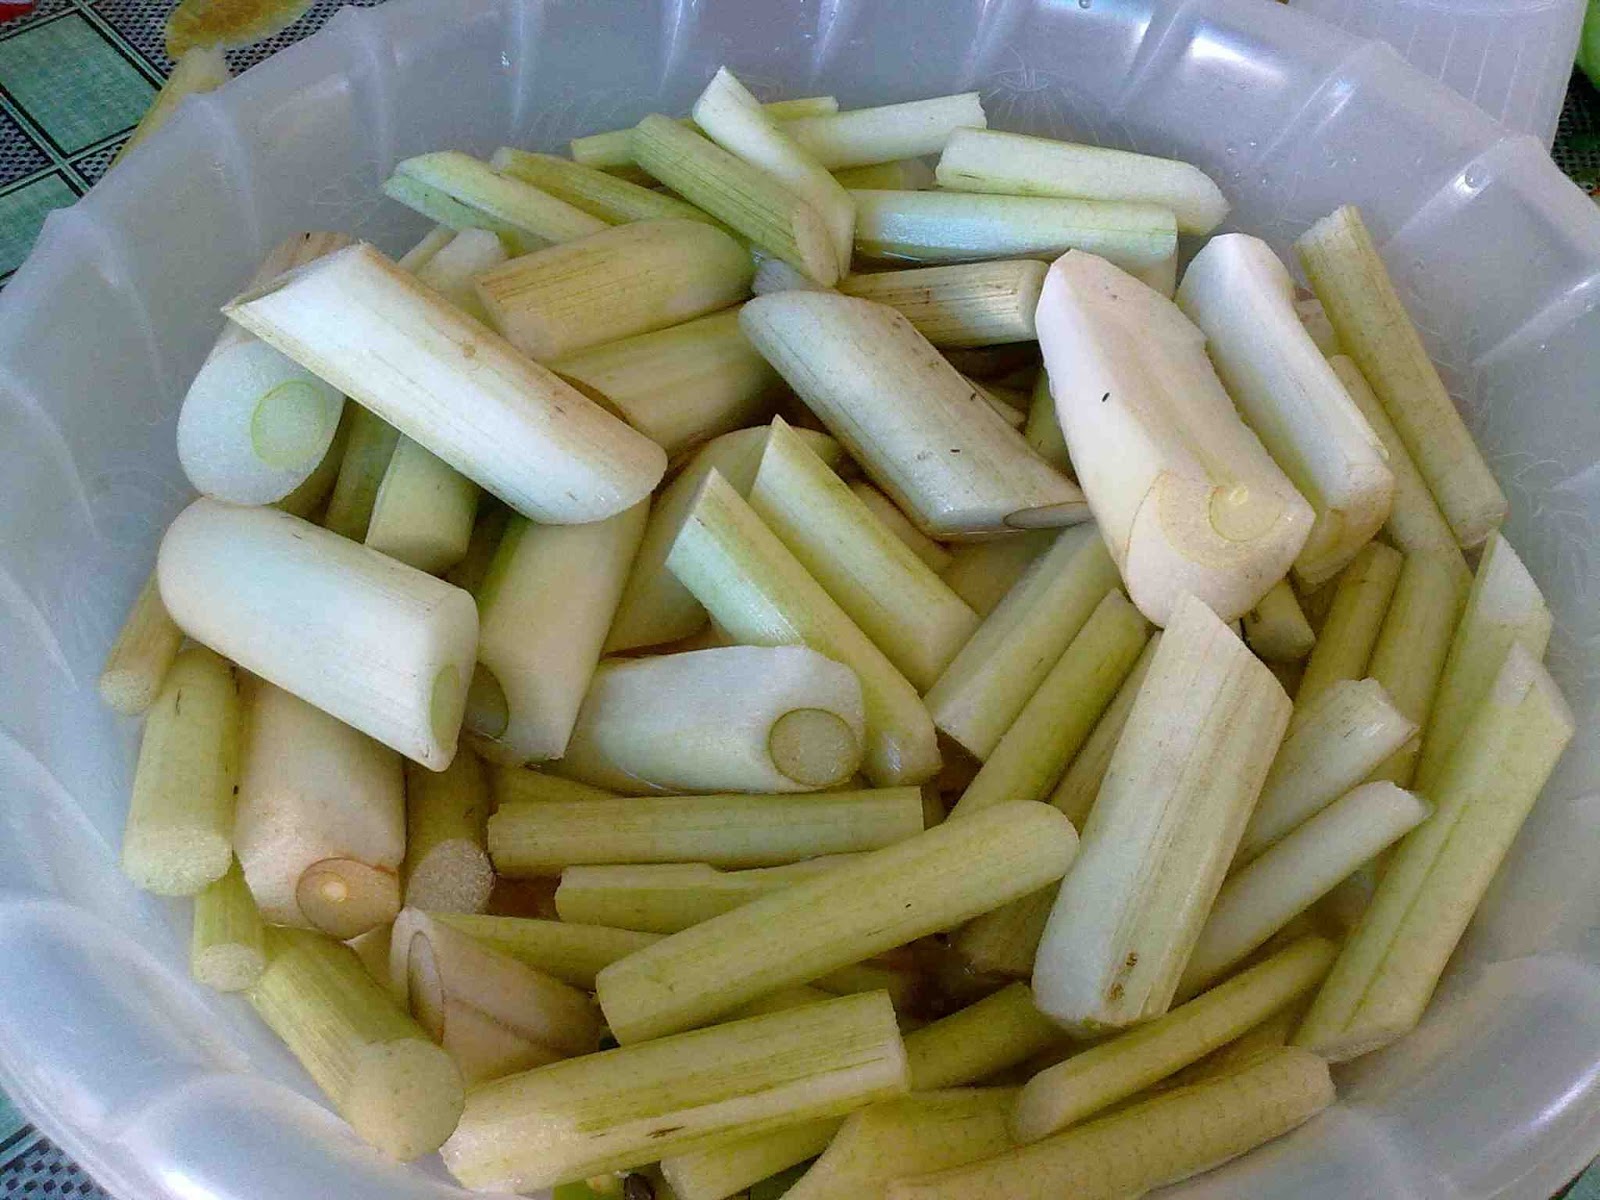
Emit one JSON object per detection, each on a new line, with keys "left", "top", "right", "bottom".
{"left": 560, "top": 646, "right": 865, "bottom": 794}
{"left": 403, "top": 752, "right": 493, "bottom": 914}
{"left": 1294, "top": 541, "right": 1402, "bottom": 713}
{"left": 178, "top": 232, "right": 350, "bottom": 504}
{"left": 1032, "top": 595, "right": 1289, "bottom": 1035}
{"left": 833, "top": 159, "right": 935, "bottom": 190}
{"left": 1295, "top": 645, "right": 1573, "bottom": 1060}
{"left": 158, "top": 499, "right": 478, "bottom": 769}
{"left": 384, "top": 151, "right": 607, "bottom": 252}
{"left": 491, "top": 765, "right": 620, "bottom": 805}
{"left": 570, "top": 96, "right": 840, "bottom": 171}
{"left": 950, "top": 590, "right": 1148, "bottom": 818}
{"left": 427, "top": 914, "right": 657, "bottom": 989}
{"left": 1047, "top": 632, "right": 1160, "bottom": 826}
{"left": 1035, "top": 250, "right": 1314, "bottom": 625}
{"left": 666, "top": 471, "right": 940, "bottom": 786}
{"left": 1024, "top": 370, "right": 1071, "bottom": 475}
{"left": 953, "top": 886, "right": 1057, "bottom": 979}
{"left": 663, "top": 1121, "right": 844, "bottom": 1200}
{"left": 470, "top": 503, "right": 647, "bottom": 765}
{"left": 234, "top": 680, "right": 404, "bottom": 937}
{"left": 1297, "top": 205, "right": 1505, "bottom": 547}
{"left": 924, "top": 524, "right": 1119, "bottom": 761}
{"left": 850, "top": 483, "right": 951, "bottom": 572}
{"left": 1243, "top": 579, "right": 1316, "bottom": 663}
{"left": 780, "top": 94, "right": 988, "bottom": 170}
{"left": 903, "top": 983, "right": 1064, "bottom": 1090}
{"left": 476, "top": 218, "right": 753, "bottom": 360}
{"left": 595, "top": 801, "right": 1076, "bottom": 1043}
{"left": 741, "top": 291, "right": 1086, "bottom": 537}
{"left": 274, "top": 400, "right": 351, "bottom": 520}
{"left": 120, "top": 646, "right": 240, "bottom": 895}
{"left": 250, "top": 928, "right": 463, "bottom": 1161}
{"left": 836, "top": 261, "right": 1045, "bottom": 347}
{"left": 225, "top": 243, "right": 666, "bottom": 525}
{"left": 441, "top": 991, "right": 907, "bottom": 1191}
{"left": 1177, "top": 233, "right": 1394, "bottom": 588}
{"left": 99, "top": 571, "right": 185, "bottom": 716}
{"left": 491, "top": 147, "right": 714, "bottom": 226}
{"left": 850, "top": 190, "right": 1177, "bottom": 274}
{"left": 489, "top": 789, "right": 921, "bottom": 876}
{"left": 935, "top": 128, "right": 1228, "bottom": 235}
{"left": 939, "top": 531, "right": 1055, "bottom": 617}
{"left": 748, "top": 417, "right": 981, "bottom": 690}
{"left": 364, "top": 436, "right": 480, "bottom": 575}
{"left": 191, "top": 859, "right": 266, "bottom": 992}
{"left": 322, "top": 405, "right": 401, "bottom": 541}
{"left": 410, "top": 227, "right": 507, "bottom": 324}
{"left": 555, "top": 857, "right": 861, "bottom": 934}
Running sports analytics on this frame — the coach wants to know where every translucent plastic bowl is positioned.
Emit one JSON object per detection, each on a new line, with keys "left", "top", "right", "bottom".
{"left": 2, "top": 0, "right": 1600, "bottom": 1195}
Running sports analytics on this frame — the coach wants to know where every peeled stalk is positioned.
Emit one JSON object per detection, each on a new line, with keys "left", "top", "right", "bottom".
{"left": 492, "top": 765, "right": 620, "bottom": 806}
{"left": 1177, "top": 233, "right": 1394, "bottom": 587}
{"left": 491, "top": 147, "right": 713, "bottom": 226}
{"left": 1035, "top": 251, "right": 1314, "bottom": 625}
{"left": 938, "top": 531, "right": 1055, "bottom": 617}
{"left": 120, "top": 646, "right": 240, "bottom": 895}
{"left": 410, "top": 227, "right": 507, "bottom": 323}
{"left": 833, "top": 159, "right": 935, "bottom": 190}
{"left": 570, "top": 96, "right": 840, "bottom": 172}
{"left": 428, "top": 914, "right": 657, "bottom": 989}
{"left": 178, "top": 232, "right": 350, "bottom": 504}
{"left": 476, "top": 219, "right": 753, "bottom": 360}
{"left": 322, "top": 405, "right": 401, "bottom": 540}
{"left": 489, "top": 789, "right": 923, "bottom": 875}
{"left": 935, "top": 128, "right": 1228, "bottom": 235}
{"left": 741, "top": 293, "right": 1085, "bottom": 537}
{"left": 1296, "top": 645, "right": 1573, "bottom": 1060}
{"left": 274, "top": 401, "right": 351, "bottom": 520}
{"left": 554, "top": 857, "right": 861, "bottom": 934}
{"left": 364, "top": 436, "right": 480, "bottom": 575}
{"left": 1294, "top": 541, "right": 1402, "bottom": 713}
{"left": 596, "top": 802, "right": 1077, "bottom": 1043}
{"left": 158, "top": 499, "right": 478, "bottom": 768}
{"left": 225, "top": 242, "right": 666, "bottom": 525}
{"left": 1410, "top": 531, "right": 1551, "bottom": 796}
{"left": 469, "top": 503, "right": 647, "bottom": 765}
{"left": 666, "top": 471, "right": 940, "bottom": 785}
{"left": 402, "top": 752, "right": 493, "bottom": 914}
{"left": 1047, "top": 632, "right": 1160, "bottom": 826}
{"left": 1243, "top": 579, "right": 1316, "bottom": 663}
{"left": 836, "top": 261, "right": 1045, "bottom": 347}
{"left": 1181, "top": 784, "right": 1428, "bottom": 993}
{"left": 250, "top": 928, "right": 463, "bottom": 1161}
{"left": 1033, "top": 595, "right": 1289, "bottom": 1034}
{"left": 234, "top": 680, "right": 404, "bottom": 937}
{"left": 1235, "top": 678, "right": 1417, "bottom": 862}
{"left": 191, "top": 859, "right": 267, "bottom": 992}
{"left": 1023, "top": 369, "right": 1071, "bottom": 475}
{"left": 1297, "top": 296, "right": 1341, "bottom": 356}
{"left": 850, "top": 189, "right": 1177, "bottom": 274}
{"left": 780, "top": 93, "right": 987, "bottom": 170}
{"left": 748, "top": 418, "right": 981, "bottom": 689}
{"left": 1297, "top": 205, "right": 1505, "bottom": 547}
{"left": 925, "top": 524, "right": 1120, "bottom": 760}
{"left": 384, "top": 151, "right": 607, "bottom": 252}
{"left": 850, "top": 482, "right": 951, "bottom": 571}
{"left": 951, "top": 590, "right": 1148, "bottom": 818}
{"left": 99, "top": 571, "right": 185, "bottom": 715}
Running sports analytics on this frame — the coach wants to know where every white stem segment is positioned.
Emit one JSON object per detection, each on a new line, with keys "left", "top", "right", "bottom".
{"left": 224, "top": 242, "right": 667, "bottom": 524}
{"left": 100, "top": 571, "right": 185, "bottom": 716}
{"left": 925, "top": 524, "right": 1120, "bottom": 760}
{"left": 158, "top": 499, "right": 478, "bottom": 769}
{"left": 888, "top": 1047, "right": 1332, "bottom": 1200}
{"left": 383, "top": 151, "right": 608, "bottom": 252}
{"left": 191, "top": 859, "right": 267, "bottom": 992}
{"left": 389, "top": 909, "right": 601, "bottom": 1085}
{"left": 322, "top": 406, "right": 400, "bottom": 541}
{"left": 1411, "top": 531, "right": 1552, "bottom": 796}
{"left": 1182, "top": 784, "right": 1429, "bottom": 993}
{"left": 1296, "top": 644, "right": 1573, "bottom": 1060}
{"left": 410, "top": 227, "right": 507, "bottom": 324}
{"left": 1036, "top": 251, "right": 1314, "bottom": 626}
{"left": 555, "top": 857, "right": 861, "bottom": 933}
{"left": 666, "top": 470, "right": 941, "bottom": 786}
{"left": 748, "top": 418, "right": 981, "bottom": 690}
{"left": 596, "top": 802, "right": 1077, "bottom": 1043}
{"left": 1294, "top": 541, "right": 1402, "bottom": 713}
{"left": 850, "top": 190, "right": 1177, "bottom": 274}
{"left": 780, "top": 94, "right": 987, "bottom": 169}
{"left": 441, "top": 991, "right": 907, "bottom": 1191}
{"left": 740, "top": 292, "right": 1087, "bottom": 537}
{"left": 274, "top": 401, "right": 351, "bottom": 520}
{"left": 1177, "top": 233, "right": 1394, "bottom": 588}
{"left": 402, "top": 752, "right": 493, "bottom": 914}
{"left": 571, "top": 97, "right": 840, "bottom": 171}
{"left": 178, "top": 232, "right": 350, "bottom": 504}
{"left": 1235, "top": 678, "right": 1417, "bottom": 863}
{"left": 836, "top": 261, "right": 1045, "bottom": 347}
{"left": 549, "top": 307, "right": 784, "bottom": 458}
{"left": 560, "top": 646, "right": 865, "bottom": 793}
{"left": 426, "top": 914, "right": 657, "bottom": 989}
{"left": 1033, "top": 595, "right": 1289, "bottom": 1035}
{"left": 833, "top": 159, "right": 936, "bottom": 190}
{"left": 951, "top": 590, "right": 1149, "bottom": 818}
{"left": 491, "top": 147, "right": 715, "bottom": 226}
{"left": 935, "top": 128, "right": 1229, "bottom": 235}
{"left": 251, "top": 929, "right": 464, "bottom": 1161}
{"left": 1297, "top": 205, "right": 1506, "bottom": 548}
{"left": 234, "top": 681, "right": 404, "bottom": 937}
{"left": 364, "top": 436, "right": 480, "bottom": 575}
{"left": 851, "top": 483, "right": 952, "bottom": 572}
{"left": 939, "top": 531, "right": 1056, "bottom": 617}
{"left": 1047, "top": 632, "right": 1160, "bottom": 826}
{"left": 1243, "top": 579, "right": 1317, "bottom": 663}
{"left": 469, "top": 503, "right": 647, "bottom": 765}
{"left": 490, "top": 788, "right": 922, "bottom": 875}
{"left": 120, "top": 646, "right": 240, "bottom": 895}
{"left": 1015, "top": 936, "right": 1334, "bottom": 1142}
{"left": 476, "top": 218, "right": 753, "bottom": 361}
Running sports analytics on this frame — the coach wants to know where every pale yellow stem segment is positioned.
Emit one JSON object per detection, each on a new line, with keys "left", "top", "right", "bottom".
{"left": 100, "top": 571, "right": 185, "bottom": 715}
{"left": 571, "top": 96, "right": 840, "bottom": 171}
{"left": 836, "top": 261, "right": 1045, "bottom": 347}
{"left": 850, "top": 482, "right": 952, "bottom": 572}
{"left": 491, "top": 147, "right": 714, "bottom": 226}
{"left": 488, "top": 789, "right": 923, "bottom": 875}
{"left": 191, "top": 860, "right": 266, "bottom": 992}
{"left": 490, "top": 766, "right": 620, "bottom": 805}
{"left": 953, "top": 887, "right": 1057, "bottom": 978}
{"left": 1046, "top": 632, "right": 1160, "bottom": 827}
{"left": 402, "top": 752, "right": 492, "bottom": 914}
{"left": 1295, "top": 541, "right": 1402, "bottom": 713}
{"left": 427, "top": 913, "right": 657, "bottom": 989}
{"left": 1023, "top": 369, "right": 1072, "bottom": 475}
{"left": 1243, "top": 579, "right": 1316, "bottom": 663}
{"left": 887, "top": 1047, "right": 1332, "bottom": 1200}
{"left": 833, "top": 159, "right": 936, "bottom": 190}
{"left": 781, "top": 94, "right": 988, "bottom": 170}
{"left": 322, "top": 406, "right": 400, "bottom": 541}
{"left": 440, "top": 992, "right": 908, "bottom": 1192}
{"left": 938, "top": 531, "right": 1056, "bottom": 618}
{"left": 384, "top": 151, "right": 607, "bottom": 252}
{"left": 274, "top": 400, "right": 351, "bottom": 520}
{"left": 364, "top": 436, "right": 480, "bottom": 576}
{"left": 596, "top": 802, "right": 1077, "bottom": 1044}
{"left": 1297, "top": 206, "right": 1505, "bottom": 547}
{"left": 1296, "top": 645, "right": 1573, "bottom": 1060}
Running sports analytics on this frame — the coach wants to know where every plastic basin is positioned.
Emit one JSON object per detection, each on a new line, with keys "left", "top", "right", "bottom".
{"left": 2, "top": 0, "right": 1600, "bottom": 1195}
